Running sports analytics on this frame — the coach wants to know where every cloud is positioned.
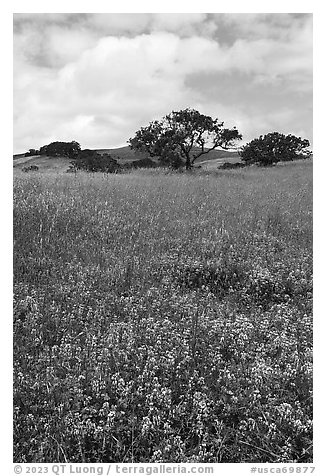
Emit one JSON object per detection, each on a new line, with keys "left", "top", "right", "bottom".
{"left": 215, "top": 13, "right": 311, "bottom": 41}
{"left": 85, "top": 13, "right": 152, "bottom": 36}
{"left": 13, "top": 14, "right": 313, "bottom": 153}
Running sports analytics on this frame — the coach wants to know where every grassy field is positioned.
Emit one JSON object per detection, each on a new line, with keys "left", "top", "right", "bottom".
{"left": 13, "top": 162, "right": 313, "bottom": 463}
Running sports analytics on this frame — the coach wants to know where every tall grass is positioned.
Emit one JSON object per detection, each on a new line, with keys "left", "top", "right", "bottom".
{"left": 14, "top": 162, "right": 312, "bottom": 463}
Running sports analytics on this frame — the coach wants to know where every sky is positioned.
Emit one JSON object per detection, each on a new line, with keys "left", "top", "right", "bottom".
{"left": 13, "top": 13, "right": 313, "bottom": 154}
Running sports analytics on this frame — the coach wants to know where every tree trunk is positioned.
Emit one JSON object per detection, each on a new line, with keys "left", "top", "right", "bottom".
{"left": 185, "top": 153, "right": 192, "bottom": 170}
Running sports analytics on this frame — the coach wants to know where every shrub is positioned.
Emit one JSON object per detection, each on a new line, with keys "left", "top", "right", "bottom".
{"left": 24, "top": 149, "right": 40, "bottom": 157}
{"left": 218, "top": 162, "right": 246, "bottom": 170}
{"left": 70, "top": 150, "right": 120, "bottom": 173}
{"left": 22, "top": 165, "right": 39, "bottom": 172}
{"left": 123, "top": 158, "right": 159, "bottom": 170}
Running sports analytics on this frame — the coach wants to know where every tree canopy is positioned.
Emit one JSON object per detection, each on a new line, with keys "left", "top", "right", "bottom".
{"left": 129, "top": 108, "right": 242, "bottom": 169}
{"left": 240, "top": 132, "right": 311, "bottom": 166}
{"left": 40, "top": 141, "right": 81, "bottom": 159}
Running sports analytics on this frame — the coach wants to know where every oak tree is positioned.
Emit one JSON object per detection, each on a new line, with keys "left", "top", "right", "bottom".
{"left": 240, "top": 132, "right": 311, "bottom": 166}
{"left": 129, "top": 108, "right": 242, "bottom": 169}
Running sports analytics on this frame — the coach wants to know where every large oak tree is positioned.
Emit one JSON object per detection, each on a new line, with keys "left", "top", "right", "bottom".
{"left": 129, "top": 108, "right": 242, "bottom": 169}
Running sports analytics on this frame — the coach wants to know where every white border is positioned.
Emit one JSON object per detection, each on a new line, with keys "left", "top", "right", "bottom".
{"left": 5, "top": 3, "right": 324, "bottom": 473}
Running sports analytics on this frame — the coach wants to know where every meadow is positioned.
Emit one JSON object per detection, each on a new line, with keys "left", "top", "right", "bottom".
{"left": 13, "top": 162, "right": 313, "bottom": 463}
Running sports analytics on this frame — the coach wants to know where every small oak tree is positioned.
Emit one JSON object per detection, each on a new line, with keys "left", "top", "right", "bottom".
{"left": 40, "top": 141, "right": 81, "bottom": 159}
{"left": 129, "top": 108, "right": 242, "bottom": 169}
{"left": 240, "top": 132, "right": 311, "bottom": 166}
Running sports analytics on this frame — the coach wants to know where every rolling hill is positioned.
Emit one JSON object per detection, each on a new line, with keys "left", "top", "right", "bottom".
{"left": 13, "top": 145, "right": 241, "bottom": 172}
{"left": 13, "top": 155, "right": 72, "bottom": 173}
{"left": 95, "top": 145, "right": 240, "bottom": 164}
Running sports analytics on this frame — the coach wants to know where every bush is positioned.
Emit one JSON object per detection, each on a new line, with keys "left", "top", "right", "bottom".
{"left": 70, "top": 150, "right": 120, "bottom": 173}
{"left": 240, "top": 132, "right": 311, "bottom": 166}
{"left": 22, "top": 165, "right": 39, "bottom": 172}
{"left": 24, "top": 149, "right": 40, "bottom": 157}
{"left": 218, "top": 162, "right": 246, "bottom": 170}
{"left": 123, "top": 158, "right": 159, "bottom": 170}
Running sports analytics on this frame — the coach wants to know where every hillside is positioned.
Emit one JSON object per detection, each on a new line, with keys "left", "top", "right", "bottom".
{"left": 14, "top": 146, "right": 240, "bottom": 172}
{"left": 13, "top": 155, "right": 72, "bottom": 173}
{"left": 95, "top": 145, "right": 240, "bottom": 164}
{"left": 13, "top": 153, "right": 27, "bottom": 160}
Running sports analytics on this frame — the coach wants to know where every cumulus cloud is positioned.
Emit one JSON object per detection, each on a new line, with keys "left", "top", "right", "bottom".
{"left": 13, "top": 13, "right": 312, "bottom": 153}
